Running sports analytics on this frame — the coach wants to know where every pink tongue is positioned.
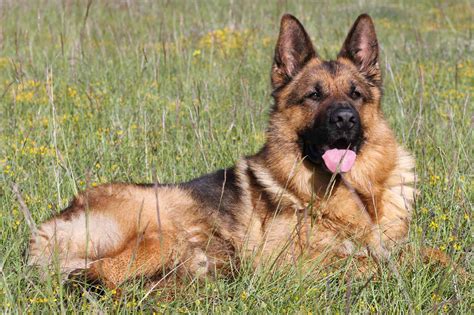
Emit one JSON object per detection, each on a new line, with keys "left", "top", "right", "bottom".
{"left": 322, "top": 149, "right": 356, "bottom": 173}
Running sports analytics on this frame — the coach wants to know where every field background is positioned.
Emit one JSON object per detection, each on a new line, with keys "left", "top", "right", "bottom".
{"left": 1, "top": 0, "right": 472, "bottom": 313}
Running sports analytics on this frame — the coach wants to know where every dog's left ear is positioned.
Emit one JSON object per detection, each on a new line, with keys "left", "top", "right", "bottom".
{"left": 338, "top": 14, "right": 381, "bottom": 86}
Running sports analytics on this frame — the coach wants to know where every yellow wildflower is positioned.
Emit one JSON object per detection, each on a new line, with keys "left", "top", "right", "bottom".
{"left": 431, "top": 293, "right": 442, "bottom": 302}
{"left": 429, "top": 175, "right": 441, "bottom": 186}
{"left": 67, "top": 87, "right": 77, "bottom": 98}
{"left": 429, "top": 221, "right": 439, "bottom": 230}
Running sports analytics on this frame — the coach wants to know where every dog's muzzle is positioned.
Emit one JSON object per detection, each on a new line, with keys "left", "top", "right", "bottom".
{"left": 302, "top": 102, "right": 364, "bottom": 168}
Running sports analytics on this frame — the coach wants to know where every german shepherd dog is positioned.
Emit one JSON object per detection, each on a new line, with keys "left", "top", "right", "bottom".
{"left": 29, "top": 14, "right": 417, "bottom": 288}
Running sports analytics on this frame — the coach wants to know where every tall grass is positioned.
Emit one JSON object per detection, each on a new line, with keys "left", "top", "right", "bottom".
{"left": 1, "top": 0, "right": 472, "bottom": 313}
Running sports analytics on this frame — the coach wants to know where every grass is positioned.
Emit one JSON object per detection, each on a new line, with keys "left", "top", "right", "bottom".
{"left": 1, "top": 0, "right": 472, "bottom": 313}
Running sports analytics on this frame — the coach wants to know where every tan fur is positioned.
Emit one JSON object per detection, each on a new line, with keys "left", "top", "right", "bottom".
{"left": 29, "top": 14, "right": 426, "bottom": 287}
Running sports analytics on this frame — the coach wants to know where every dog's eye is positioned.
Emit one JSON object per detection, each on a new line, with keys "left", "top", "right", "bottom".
{"left": 350, "top": 86, "right": 362, "bottom": 100}
{"left": 307, "top": 87, "right": 323, "bottom": 101}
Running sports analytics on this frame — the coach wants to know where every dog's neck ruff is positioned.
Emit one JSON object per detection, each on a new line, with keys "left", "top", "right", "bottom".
{"left": 246, "top": 159, "right": 306, "bottom": 211}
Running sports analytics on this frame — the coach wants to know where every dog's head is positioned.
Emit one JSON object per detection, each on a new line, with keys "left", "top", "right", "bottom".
{"left": 269, "top": 14, "right": 383, "bottom": 173}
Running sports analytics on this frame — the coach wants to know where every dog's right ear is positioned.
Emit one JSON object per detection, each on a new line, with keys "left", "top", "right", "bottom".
{"left": 272, "top": 14, "right": 317, "bottom": 90}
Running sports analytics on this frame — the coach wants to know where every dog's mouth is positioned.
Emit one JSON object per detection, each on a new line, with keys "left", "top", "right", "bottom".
{"left": 304, "top": 138, "right": 362, "bottom": 174}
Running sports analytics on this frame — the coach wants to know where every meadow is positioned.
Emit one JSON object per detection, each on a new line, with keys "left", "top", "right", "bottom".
{"left": 1, "top": 0, "right": 472, "bottom": 313}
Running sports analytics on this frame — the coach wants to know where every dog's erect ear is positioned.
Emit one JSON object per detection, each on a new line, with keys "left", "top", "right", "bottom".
{"left": 272, "top": 14, "right": 317, "bottom": 90}
{"left": 338, "top": 14, "right": 381, "bottom": 86}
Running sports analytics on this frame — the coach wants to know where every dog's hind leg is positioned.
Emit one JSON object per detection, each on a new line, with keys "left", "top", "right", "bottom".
{"left": 87, "top": 232, "right": 177, "bottom": 288}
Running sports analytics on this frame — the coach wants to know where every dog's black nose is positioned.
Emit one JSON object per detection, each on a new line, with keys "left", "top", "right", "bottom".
{"left": 330, "top": 106, "right": 357, "bottom": 130}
